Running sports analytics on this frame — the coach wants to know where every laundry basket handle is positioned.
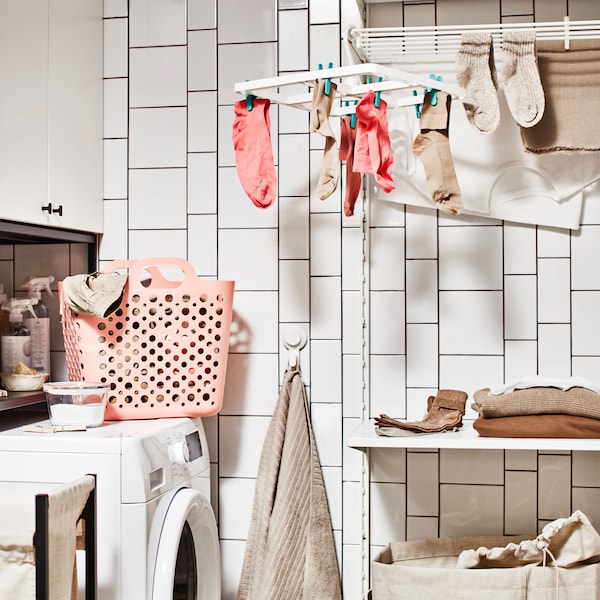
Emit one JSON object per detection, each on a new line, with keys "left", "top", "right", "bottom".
{"left": 102, "top": 259, "right": 137, "bottom": 272}
{"left": 102, "top": 258, "right": 187, "bottom": 289}
{"left": 126, "top": 257, "right": 199, "bottom": 290}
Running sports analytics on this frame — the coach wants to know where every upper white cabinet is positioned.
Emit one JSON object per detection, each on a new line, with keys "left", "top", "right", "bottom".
{"left": 0, "top": 0, "right": 103, "bottom": 234}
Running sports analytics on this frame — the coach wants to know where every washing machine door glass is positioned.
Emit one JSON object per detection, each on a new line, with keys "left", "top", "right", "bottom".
{"left": 151, "top": 488, "right": 220, "bottom": 600}
{"left": 174, "top": 521, "right": 197, "bottom": 598}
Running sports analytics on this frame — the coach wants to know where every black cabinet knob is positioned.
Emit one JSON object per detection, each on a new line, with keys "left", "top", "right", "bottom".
{"left": 41, "top": 203, "right": 63, "bottom": 216}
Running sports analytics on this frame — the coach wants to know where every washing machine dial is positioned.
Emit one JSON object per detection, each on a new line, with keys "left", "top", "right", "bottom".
{"left": 168, "top": 440, "right": 190, "bottom": 465}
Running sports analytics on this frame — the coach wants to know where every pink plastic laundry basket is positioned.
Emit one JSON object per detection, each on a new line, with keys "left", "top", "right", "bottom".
{"left": 60, "top": 257, "right": 235, "bottom": 420}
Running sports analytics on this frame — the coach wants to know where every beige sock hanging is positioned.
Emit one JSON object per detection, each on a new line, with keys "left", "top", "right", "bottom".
{"left": 310, "top": 79, "right": 340, "bottom": 200}
{"left": 412, "top": 91, "right": 463, "bottom": 216}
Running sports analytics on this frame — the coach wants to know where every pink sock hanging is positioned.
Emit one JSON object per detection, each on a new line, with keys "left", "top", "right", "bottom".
{"left": 352, "top": 90, "right": 395, "bottom": 193}
{"left": 232, "top": 98, "right": 277, "bottom": 209}
{"left": 339, "top": 116, "right": 363, "bottom": 216}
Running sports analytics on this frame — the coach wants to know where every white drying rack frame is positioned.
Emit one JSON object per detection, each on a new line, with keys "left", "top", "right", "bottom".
{"left": 347, "top": 18, "right": 600, "bottom": 63}
{"left": 234, "top": 62, "right": 464, "bottom": 116}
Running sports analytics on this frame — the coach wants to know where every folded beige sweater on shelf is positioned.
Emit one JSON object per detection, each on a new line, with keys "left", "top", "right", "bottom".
{"left": 473, "top": 414, "right": 600, "bottom": 438}
{"left": 472, "top": 386, "right": 600, "bottom": 420}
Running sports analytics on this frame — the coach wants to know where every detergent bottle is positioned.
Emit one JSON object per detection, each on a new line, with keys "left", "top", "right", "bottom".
{"left": 1, "top": 298, "right": 37, "bottom": 374}
{"left": 22, "top": 276, "right": 54, "bottom": 377}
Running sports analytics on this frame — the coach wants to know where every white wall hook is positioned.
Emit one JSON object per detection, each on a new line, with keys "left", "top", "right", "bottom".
{"left": 283, "top": 325, "right": 307, "bottom": 368}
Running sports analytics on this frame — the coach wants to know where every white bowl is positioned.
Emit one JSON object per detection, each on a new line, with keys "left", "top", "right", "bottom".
{"left": 1, "top": 372, "right": 49, "bottom": 392}
{"left": 43, "top": 381, "right": 110, "bottom": 427}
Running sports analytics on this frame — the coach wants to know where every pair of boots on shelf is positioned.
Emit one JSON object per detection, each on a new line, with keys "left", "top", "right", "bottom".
{"left": 376, "top": 389, "right": 467, "bottom": 434}
{"left": 456, "top": 30, "right": 545, "bottom": 134}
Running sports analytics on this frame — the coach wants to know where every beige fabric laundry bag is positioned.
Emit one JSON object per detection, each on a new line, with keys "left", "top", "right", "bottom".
{"left": 372, "top": 534, "right": 600, "bottom": 599}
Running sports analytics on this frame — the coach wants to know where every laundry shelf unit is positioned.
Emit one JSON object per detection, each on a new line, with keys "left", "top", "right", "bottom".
{"left": 347, "top": 417, "right": 600, "bottom": 598}
{"left": 348, "top": 419, "right": 600, "bottom": 452}
{"left": 340, "top": 17, "right": 600, "bottom": 599}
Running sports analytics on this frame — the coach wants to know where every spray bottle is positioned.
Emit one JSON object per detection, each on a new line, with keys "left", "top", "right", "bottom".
{"left": 22, "top": 276, "right": 54, "bottom": 377}
{"left": 0, "top": 285, "right": 7, "bottom": 358}
{"left": 1, "top": 298, "right": 38, "bottom": 374}
{"left": 0, "top": 283, "right": 8, "bottom": 333}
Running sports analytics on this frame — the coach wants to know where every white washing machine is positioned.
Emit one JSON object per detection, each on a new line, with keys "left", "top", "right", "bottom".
{"left": 0, "top": 416, "right": 220, "bottom": 600}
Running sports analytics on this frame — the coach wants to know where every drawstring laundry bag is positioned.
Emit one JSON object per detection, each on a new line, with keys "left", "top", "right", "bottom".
{"left": 60, "top": 257, "right": 234, "bottom": 420}
{"left": 457, "top": 510, "right": 600, "bottom": 569}
{"left": 372, "top": 510, "right": 600, "bottom": 599}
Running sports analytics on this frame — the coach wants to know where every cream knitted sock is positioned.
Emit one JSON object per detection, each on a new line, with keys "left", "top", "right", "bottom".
{"left": 501, "top": 30, "right": 545, "bottom": 128}
{"left": 455, "top": 32, "right": 500, "bottom": 134}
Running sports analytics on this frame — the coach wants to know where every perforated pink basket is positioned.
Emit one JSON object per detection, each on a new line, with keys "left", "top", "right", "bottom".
{"left": 60, "top": 257, "right": 235, "bottom": 420}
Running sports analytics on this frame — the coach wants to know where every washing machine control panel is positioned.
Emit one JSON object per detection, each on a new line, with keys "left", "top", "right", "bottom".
{"left": 185, "top": 430, "right": 203, "bottom": 461}
{"left": 169, "top": 441, "right": 190, "bottom": 464}
{"left": 120, "top": 418, "right": 210, "bottom": 503}
{"left": 168, "top": 431, "right": 203, "bottom": 464}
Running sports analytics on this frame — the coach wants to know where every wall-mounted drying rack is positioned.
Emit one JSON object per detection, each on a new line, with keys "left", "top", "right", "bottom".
{"left": 346, "top": 18, "right": 600, "bottom": 63}
{"left": 234, "top": 62, "right": 464, "bottom": 116}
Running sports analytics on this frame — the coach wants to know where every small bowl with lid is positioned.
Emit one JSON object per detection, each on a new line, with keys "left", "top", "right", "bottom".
{"left": 43, "top": 382, "right": 110, "bottom": 427}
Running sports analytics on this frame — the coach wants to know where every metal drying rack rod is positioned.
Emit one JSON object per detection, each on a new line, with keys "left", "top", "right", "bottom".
{"left": 347, "top": 18, "right": 600, "bottom": 61}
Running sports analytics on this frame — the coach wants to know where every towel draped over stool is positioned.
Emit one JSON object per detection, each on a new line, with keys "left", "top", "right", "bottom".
{"left": 0, "top": 475, "right": 95, "bottom": 599}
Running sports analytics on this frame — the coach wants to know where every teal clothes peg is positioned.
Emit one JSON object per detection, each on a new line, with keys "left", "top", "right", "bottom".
{"left": 343, "top": 99, "right": 357, "bottom": 129}
{"left": 374, "top": 77, "right": 382, "bottom": 107}
{"left": 319, "top": 62, "right": 334, "bottom": 95}
{"left": 244, "top": 80, "right": 255, "bottom": 111}
{"left": 428, "top": 74, "right": 443, "bottom": 106}
{"left": 413, "top": 90, "right": 422, "bottom": 119}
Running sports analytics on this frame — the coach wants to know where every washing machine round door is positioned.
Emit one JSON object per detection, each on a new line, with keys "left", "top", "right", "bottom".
{"left": 150, "top": 488, "right": 221, "bottom": 600}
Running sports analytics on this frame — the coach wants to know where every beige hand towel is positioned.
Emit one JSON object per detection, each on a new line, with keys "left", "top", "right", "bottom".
{"left": 238, "top": 366, "right": 342, "bottom": 600}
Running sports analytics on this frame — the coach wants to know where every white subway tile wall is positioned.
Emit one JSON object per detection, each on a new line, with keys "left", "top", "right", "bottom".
{"left": 440, "top": 483, "right": 504, "bottom": 536}
{"left": 91, "top": 0, "right": 600, "bottom": 597}
{"left": 505, "top": 470, "right": 538, "bottom": 535}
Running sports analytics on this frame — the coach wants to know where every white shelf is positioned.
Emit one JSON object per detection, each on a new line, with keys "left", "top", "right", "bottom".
{"left": 347, "top": 419, "right": 600, "bottom": 452}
